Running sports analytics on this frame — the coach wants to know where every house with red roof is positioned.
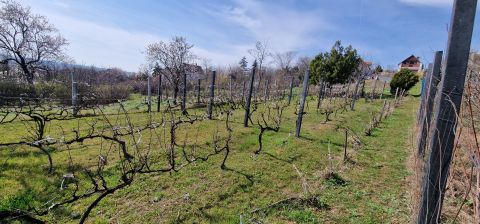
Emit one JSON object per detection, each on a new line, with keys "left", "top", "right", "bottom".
{"left": 398, "top": 55, "right": 423, "bottom": 73}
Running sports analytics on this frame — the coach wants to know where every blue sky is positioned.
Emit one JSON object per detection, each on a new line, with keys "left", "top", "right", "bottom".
{"left": 18, "top": 0, "right": 480, "bottom": 72}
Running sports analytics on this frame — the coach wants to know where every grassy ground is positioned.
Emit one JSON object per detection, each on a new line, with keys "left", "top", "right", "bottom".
{"left": 0, "top": 83, "right": 420, "bottom": 223}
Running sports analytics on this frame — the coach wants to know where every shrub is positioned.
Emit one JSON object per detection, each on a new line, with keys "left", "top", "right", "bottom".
{"left": 35, "top": 82, "right": 70, "bottom": 99}
{"left": 89, "top": 84, "right": 131, "bottom": 105}
{"left": 0, "top": 80, "right": 31, "bottom": 97}
{"left": 310, "top": 41, "right": 361, "bottom": 85}
{"left": 390, "top": 69, "right": 419, "bottom": 94}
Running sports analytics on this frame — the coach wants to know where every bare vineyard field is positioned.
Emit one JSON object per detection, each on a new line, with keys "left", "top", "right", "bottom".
{"left": 0, "top": 83, "right": 420, "bottom": 223}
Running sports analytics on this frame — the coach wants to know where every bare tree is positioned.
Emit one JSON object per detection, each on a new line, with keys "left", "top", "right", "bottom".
{"left": 273, "top": 51, "right": 297, "bottom": 75}
{"left": 248, "top": 41, "right": 269, "bottom": 98}
{"left": 273, "top": 51, "right": 297, "bottom": 97}
{"left": 201, "top": 57, "right": 212, "bottom": 75}
{"left": 296, "top": 56, "right": 311, "bottom": 76}
{"left": 146, "top": 36, "right": 195, "bottom": 105}
{"left": 350, "top": 61, "right": 372, "bottom": 110}
{"left": 0, "top": 0, "right": 68, "bottom": 85}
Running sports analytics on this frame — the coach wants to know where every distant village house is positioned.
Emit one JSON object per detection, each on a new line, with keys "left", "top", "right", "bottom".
{"left": 398, "top": 55, "right": 423, "bottom": 73}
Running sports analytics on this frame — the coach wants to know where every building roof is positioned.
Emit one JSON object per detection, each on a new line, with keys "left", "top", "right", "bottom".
{"left": 361, "top": 61, "right": 373, "bottom": 67}
{"left": 399, "top": 55, "right": 421, "bottom": 65}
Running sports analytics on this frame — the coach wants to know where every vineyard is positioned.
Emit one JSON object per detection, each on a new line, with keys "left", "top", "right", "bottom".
{"left": 0, "top": 80, "right": 420, "bottom": 223}
{"left": 1, "top": 0, "right": 480, "bottom": 223}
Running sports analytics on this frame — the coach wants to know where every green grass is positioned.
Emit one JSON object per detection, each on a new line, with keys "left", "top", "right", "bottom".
{"left": 0, "top": 87, "right": 420, "bottom": 223}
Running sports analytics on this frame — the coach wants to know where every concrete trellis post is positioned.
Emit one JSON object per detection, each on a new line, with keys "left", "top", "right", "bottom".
{"left": 379, "top": 81, "right": 386, "bottom": 100}
{"left": 264, "top": 80, "right": 269, "bottom": 102}
{"left": 157, "top": 74, "right": 162, "bottom": 112}
{"left": 273, "top": 80, "right": 277, "bottom": 100}
{"left": 350, "top": 77, "right": 363, "bottom": 110}
{"left": 244, "top": 61, "right": 257, "bottom": 127}
{"left": 417, "top": 51, "right": 442, "bottom": 157}
{"left": 207, "top": 71, "right": 216, "bottom": 120}
{"left": 379, "top": 99, "right": 387, "bottom": 122}
{"left": 394, "top": 88, "right": 399, "bottom": 101}
{"left": 229, "top": 74, "right": 233, "bottom": 102}
{"left": 344, "top": 79, "right": 352, "bottom": 105}
{"left": 287, "top": 75, "right": 294, "bottom": 105}
{"left": 196, "top": 78, "right": 201, "bottom": 104}
{"left": 360, "top": 80, "right": 366, "bottom": 98}
{"left": 343, "top": 129, "right": 348, "bottom": 162}
{"left": 147, "top": 75, "right": 152, "bottom": 113}
{"left": 317, "top": 80, "right": 325, "bottom": 109}
{"left": 417, "top": 63, "right": 433, "bottom": 123}
{"left": 181, "top": 72, "right": 187, "bottom": 114}
{"left": 371, "top": 77, "right": 378, "bottom": 100}
{"left": 417, "top": 0, "right": 477, "bottom": 223}
{"left": 71, "top": 73, "right": 78, "bottom": 116}
{"left": 295, "top": 69, "right": 310, "bottom": 138}
{"left": 242, "top": 81, "right": 246, "bottom": 103}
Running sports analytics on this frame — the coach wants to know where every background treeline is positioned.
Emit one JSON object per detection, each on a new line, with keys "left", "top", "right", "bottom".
{"left": 1, "top": 64, "right": 136, "bottom": 105}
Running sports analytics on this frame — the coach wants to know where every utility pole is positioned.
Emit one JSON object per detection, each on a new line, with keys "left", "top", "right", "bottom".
{"left": 417, "top": 0, "right": 477, "bottom": 223}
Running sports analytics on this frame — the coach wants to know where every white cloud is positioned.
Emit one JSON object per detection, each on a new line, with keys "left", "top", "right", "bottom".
{"left": 51, "top": 0, "right": 70, "bottom": 9}
{"left": 398, "top": 0, "right": 452, "bottom": 7}
{"left": 217, "top": 0, "right": 330, "bottom": 54}
{"left": 55, "top": 15, "right": 245, "bottom": 71}
{"left": 17, "top": 0, "right": 330, "bottom": 71}
{"left": 49, "top": 14, "right": 160, "bottom": 71}
{"left": 19, "top": 0, "right": 248, "bottom": 71}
